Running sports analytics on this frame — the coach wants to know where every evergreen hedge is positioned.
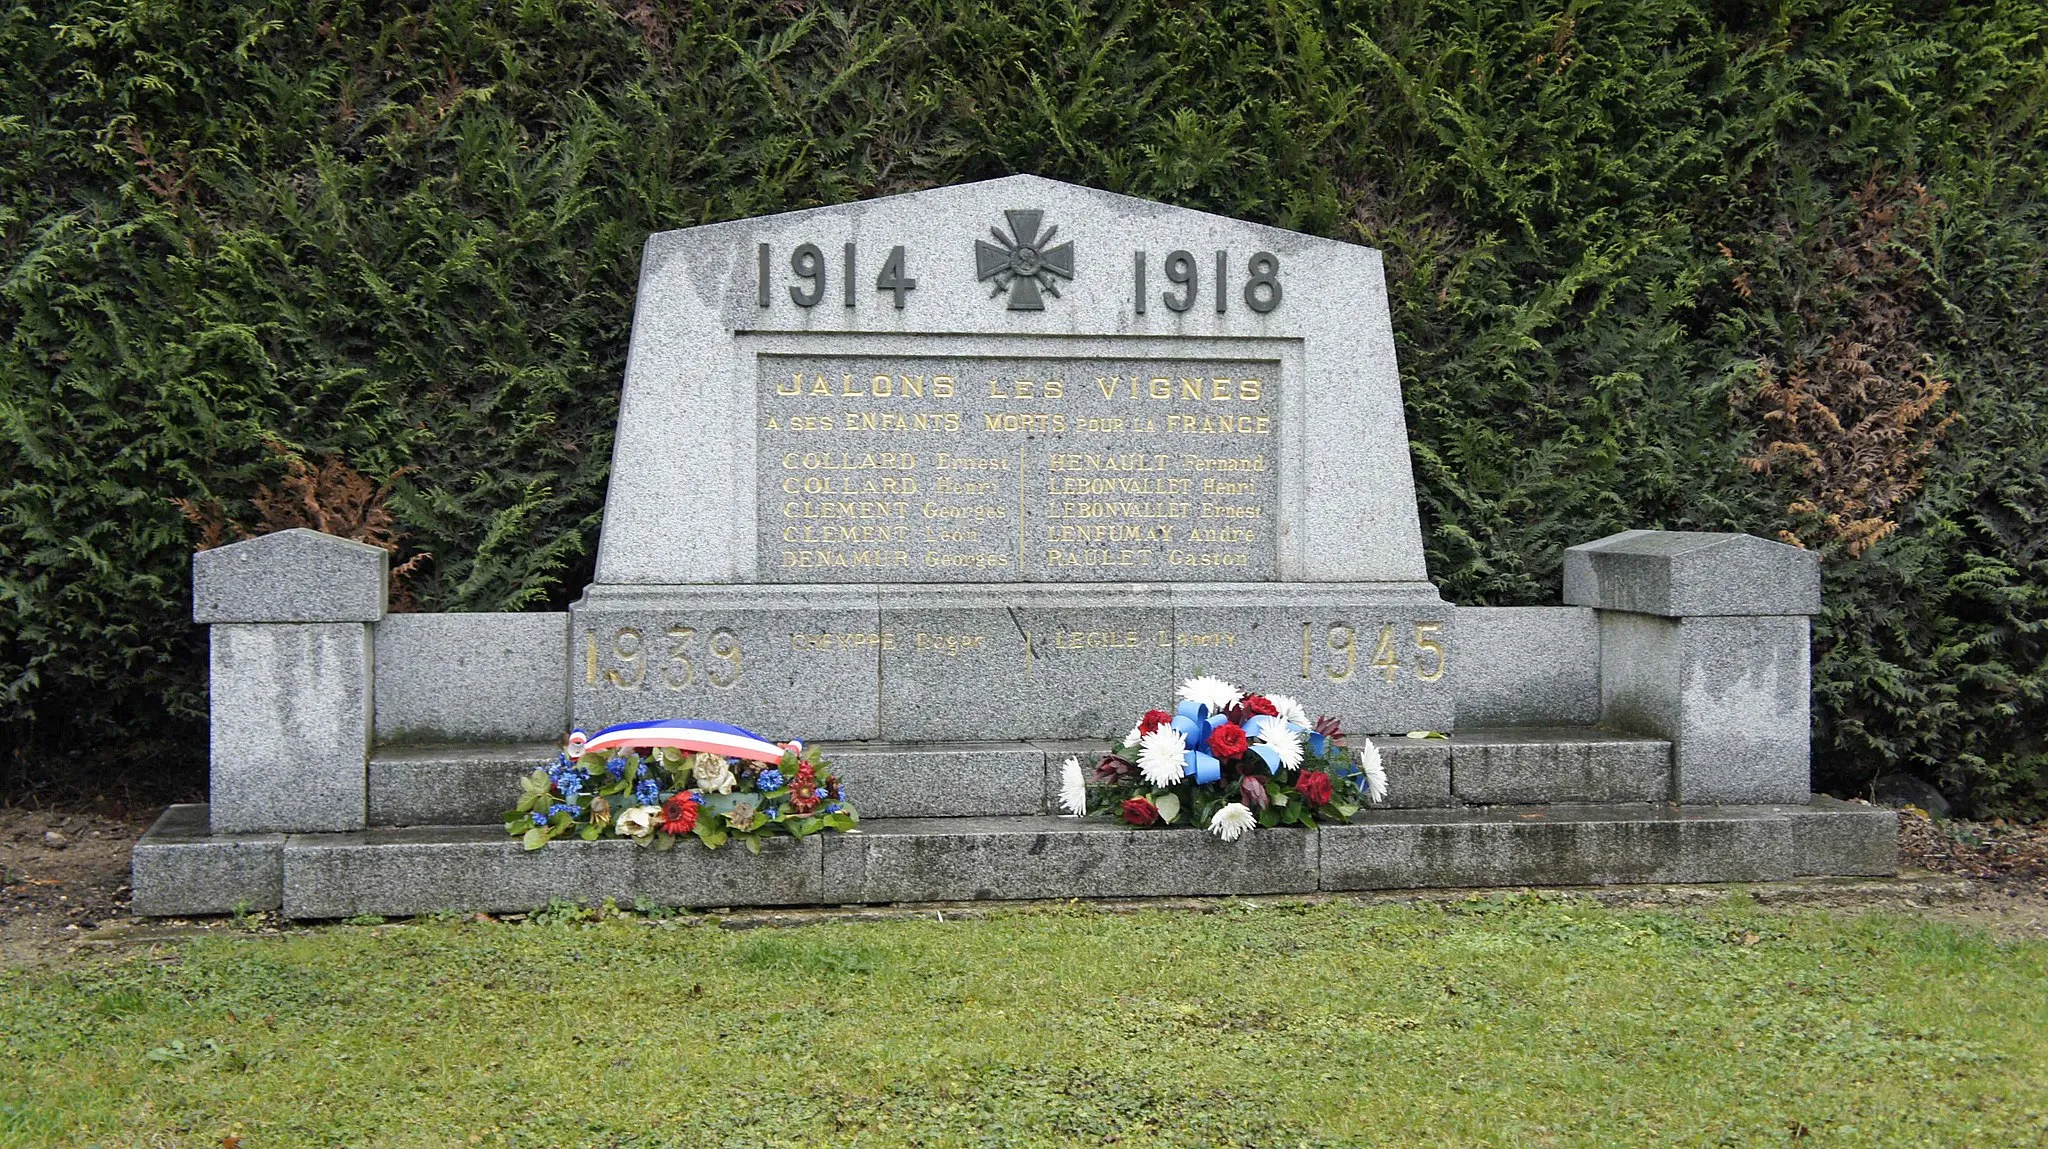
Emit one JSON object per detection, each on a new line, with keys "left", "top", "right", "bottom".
{"left": 3, "top": 0, "right": 2043, "bottom": 812}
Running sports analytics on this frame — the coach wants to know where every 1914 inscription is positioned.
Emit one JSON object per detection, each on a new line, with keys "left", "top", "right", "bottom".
{"left": 758, "top": 355, "right": 1281, "bottom": 582}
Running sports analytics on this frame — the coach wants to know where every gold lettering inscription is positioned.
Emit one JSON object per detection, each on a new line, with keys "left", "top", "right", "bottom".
{"left": 914, "top": 632, "right": 988, "bottom": 655}
{"left": 1414, "top": 622, "right": 1446, "bottom": 681}
{"left": 663, "top": 625, "right": 695, "bottom": 689}
{"left": 583, "top": 624, "right": 743, "bottom": 692}
{"left": 1371, "top": 624, "right": 1400, "bottom": 682}
{"left": 1296, "top": 623, "right": 1450, "bottom": 683}
{"left": 790, "top": 631, "right": 899, "bottom": 652}
{"left": 606, "top": 628, "right": 645, "bottom": 689}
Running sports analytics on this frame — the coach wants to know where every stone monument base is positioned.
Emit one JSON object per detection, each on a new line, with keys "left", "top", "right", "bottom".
{"left": 133, "top": 796, "right": 1894, "bottom": 919}
{"left": 140, "top": 526, "right": 1878, "bottom": 919}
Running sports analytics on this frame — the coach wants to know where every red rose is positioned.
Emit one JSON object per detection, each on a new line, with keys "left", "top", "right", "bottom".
{"left": 1138, "top": 709, "right": 1173, "bottom": 736}
{"left": 1208, "top": 722, "right": 1249, "bottom": 759}
{"left": 1121, "top": 797, "right": 1160, "bottom": 827}
{"left": 1296, "top": 770, "right": 1333, "bottom": 807}
{"left": 1239, "top": 694, "right": 1279, "bottom": 719}
{"left": 661, "top": 793, "right": 700, "bottom": 835}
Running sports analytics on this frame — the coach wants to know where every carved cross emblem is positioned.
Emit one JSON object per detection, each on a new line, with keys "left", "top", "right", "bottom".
{"left": 975, "top": 209, "right": 1075, "bottom": 310}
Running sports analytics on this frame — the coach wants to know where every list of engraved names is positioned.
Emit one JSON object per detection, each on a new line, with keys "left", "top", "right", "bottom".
{"left": 757, "top": 355, "right": 1281, "bottom": 582}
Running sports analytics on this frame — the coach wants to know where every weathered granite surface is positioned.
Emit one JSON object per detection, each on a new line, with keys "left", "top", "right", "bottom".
{"left": 1371, "top": 736, "right": 1454, "bottom": 808}
{"left": 1601, "top": 613, "right": 1811, "bottom": 804}
{"left": 821, "top": 815, "right": 1319, "bottom": 902}
{"left": 824, "top": 742, "right": 1050, "bottom": 817}
{"left": 209, "top": 623, "right": 371, "bottom": 834}
{"left": 133, "top": 800, "right": 1896, "bottom": 917}
{"left": 130, "top": 804, "right": 284, "bottom": 916}
{"left": 1453, "top": 606, "right": 1600, "bottom": 727}
{"left": 596, "top": 174, "right": 1427, "bottom": 585}
{"left": 1564, "top": 530, "right": 1822, "bottom": 617}
{"left": 1450, "top": 728, "right": 1672, "bottom": 805}
{"left": 282, "top": 825, "right": 826, "bottom": 918}
{"left": 368, "top": 742, "right": 556, "bottom": 827}
{"left": 569, "top": 583, "right": 880, "bottom": 739}
{"left": 374, "top": 613, "right": 569, "bottom": 743}
{"left": 1170, "top": 583, "right": 1455, "bottom": 735}
{"left": 376, "top": 614, "right": 565, "bottom": 737}
{"left": 193, "top": 528, "right": 387, "bottom": 624}
{"left": 1320, "top": 800, "right": 1893, "bottom": 890}
{"left": 879, "top": 585, "right": 1173, "bottom": 740}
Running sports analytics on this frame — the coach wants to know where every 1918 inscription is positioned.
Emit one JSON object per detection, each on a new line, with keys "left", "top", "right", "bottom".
{"left": 758, "top": 354, "right": 1281, "bottom": 582}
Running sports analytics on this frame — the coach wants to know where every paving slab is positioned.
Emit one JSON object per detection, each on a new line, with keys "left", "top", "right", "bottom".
{"left": 1320, "top": 800, "right": 1895, "bottom": 891}
{"left": 822, "top": 815, "right": 1319, "bottom": 903}
{"left": 369, "top": 743, "right": 556, "bottom": 827}
{"left": 823, "top": 741, "right": 1049, "bottom": 817}
{"left": 130, "top": 804, "right": 284, "bottom": 916}
{"left": 1450, "top": 727, "right": 1671, "bottom": 804}
{"left": 281, "top": 825, "right": 825, "bottom": 919}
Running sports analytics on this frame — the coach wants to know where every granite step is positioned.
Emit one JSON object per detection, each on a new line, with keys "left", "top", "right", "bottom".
{"left": 367, "top": 730, "right": 1675, "bottom": 826}
{"left": 133, "top": 798, "right": 1895, "bottom": 919}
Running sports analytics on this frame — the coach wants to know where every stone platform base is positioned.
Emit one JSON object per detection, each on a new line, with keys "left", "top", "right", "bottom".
{"left": 133, "top": 799, "right": 1897, "bottom": 920}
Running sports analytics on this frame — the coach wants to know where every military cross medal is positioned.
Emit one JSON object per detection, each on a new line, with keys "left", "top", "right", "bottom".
{"left": 975, "top": 209, "right": 1075, "bottom": 310}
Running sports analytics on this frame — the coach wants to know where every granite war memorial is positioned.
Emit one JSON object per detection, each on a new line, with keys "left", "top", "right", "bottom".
{"left": 132, "top": 176, "right": 1896, "bottom": 918}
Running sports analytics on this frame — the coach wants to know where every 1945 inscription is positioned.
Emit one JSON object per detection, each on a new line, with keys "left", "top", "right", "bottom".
{"left": 757, "top": 354, "right": 1281, "bottom": 583}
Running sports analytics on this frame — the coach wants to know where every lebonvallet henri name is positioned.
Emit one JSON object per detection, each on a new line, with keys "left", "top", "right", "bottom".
{"left": 758, "top": 355, "right": 1281, "bottom": 581}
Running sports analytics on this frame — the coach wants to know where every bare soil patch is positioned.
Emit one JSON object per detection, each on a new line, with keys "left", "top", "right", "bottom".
{"left": 0, "top": 805, "right": 165, "bottom": 964}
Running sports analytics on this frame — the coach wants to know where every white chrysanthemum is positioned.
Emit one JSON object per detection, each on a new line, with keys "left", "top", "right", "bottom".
{"left": 1264, "top": 693, "right": 1312, "bottom": 730}
{"left": 1208, "top": 802, "right": 1257, "bottom": 842}
{"left": 1358, "top": 740, "right": 1389, "bottom": 804}
{"left": 1176, "top": 675, "right": 1243, "bottom": 714}
{"left": 1058, "top": 756, "right": 1087, "bottom": 816}
{"left": 1124, "top": 724, "right": 1145, "bottom": 750}
{"left": 1138, "top": 726, "right": 1188, "bottom": 789}
{"left": 614, "top": 805, "right": 662, "bottom": 840}
{"left": 1256, "top": 723, "right": 1304, "bottom": 774}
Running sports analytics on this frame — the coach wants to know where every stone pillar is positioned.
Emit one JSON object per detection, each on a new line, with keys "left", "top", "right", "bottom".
{"left": 1564, "top": 530, "right": 1822, "bottom": 805}
{"left": 193, "top": 529, "right": 387, "bottom": 833}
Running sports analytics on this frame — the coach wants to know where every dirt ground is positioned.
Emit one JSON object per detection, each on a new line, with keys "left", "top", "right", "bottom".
{"left": 2, "top": 802, "right": 2045, "bottom": 965}
{"left": 0, "top": 806, "right": 150, "bottom": 963}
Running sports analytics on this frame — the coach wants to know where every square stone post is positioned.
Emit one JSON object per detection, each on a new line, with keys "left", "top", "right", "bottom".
{"left": 1565, "top": 530, "right": 1822, "bottom": 805}
{"left": 193, "top": 529, "right": 388, "bottom": 833}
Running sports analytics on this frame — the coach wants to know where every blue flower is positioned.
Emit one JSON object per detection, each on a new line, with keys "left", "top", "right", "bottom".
{"left": 547, "top": 802, "right": 579, "bottom": 818}
{"left": 825, "top": 802, "right": 843, "bottom": 814}
{"left": 606, "top": 755, "right": 628, "bottom": 779}
{"left": 687, "top": 792, "right": 704, "bottom": 805}
{"left": 634, "top": 779, "right": 661, "bottom": 806}
{"left": 756, "top": 768, "right": 785, "bottom": 791}
{"left": 557, "top": 772, "right": 584, "bottom": 799}
{"left": 530, "top": 812, "right": 547, "bottom": 826}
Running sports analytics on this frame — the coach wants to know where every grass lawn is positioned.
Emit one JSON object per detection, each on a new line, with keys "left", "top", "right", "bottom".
{"left": 3, "top": 896, "right": 2045, "bottom": 1147}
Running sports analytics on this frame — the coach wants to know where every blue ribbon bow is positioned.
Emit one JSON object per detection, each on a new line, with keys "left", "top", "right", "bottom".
{"left": 1170, "top": 699, "right": 1227, "bottom": 784}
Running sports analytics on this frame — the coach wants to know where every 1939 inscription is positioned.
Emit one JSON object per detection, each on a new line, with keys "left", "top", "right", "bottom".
{"left": 757, "top": 354, "right": 1282, "bottom": 582}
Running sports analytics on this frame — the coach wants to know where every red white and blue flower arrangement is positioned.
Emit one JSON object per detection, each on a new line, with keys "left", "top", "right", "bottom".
{"left": 1061, "top": 675, "right": 1387, "bottom": 839}
{"left": 506, "top": 719, "right": 857, "bottom": 853}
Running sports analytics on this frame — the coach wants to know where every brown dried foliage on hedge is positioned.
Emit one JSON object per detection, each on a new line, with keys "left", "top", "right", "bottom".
{"left": 1740, "top": 180, "right": 1956, "bottom": 557}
